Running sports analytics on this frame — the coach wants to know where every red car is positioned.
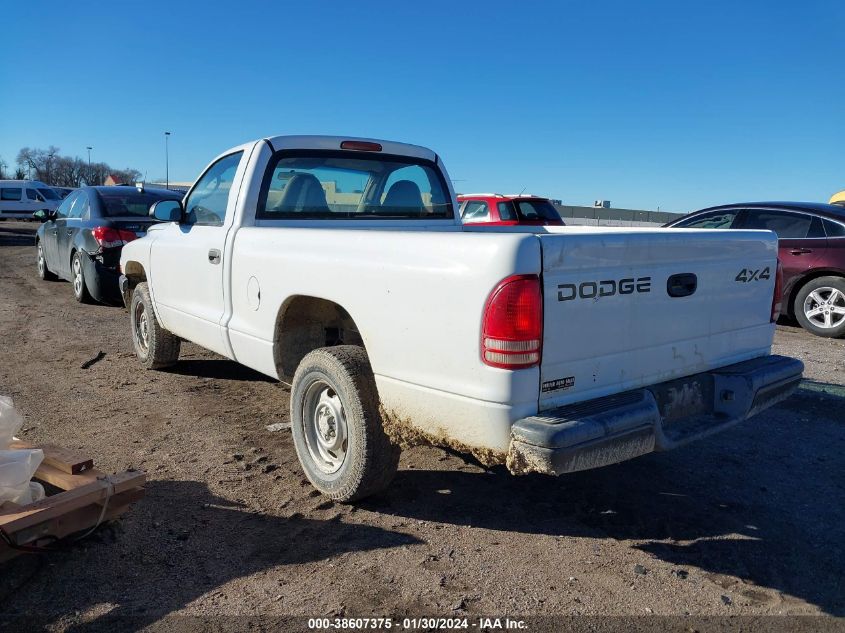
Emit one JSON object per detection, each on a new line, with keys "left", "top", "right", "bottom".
{"left": 665, "top": 202, "right": 845, "bottom": 338}
{"left": 457, "top": 193, "right": 564, "bottom": 226}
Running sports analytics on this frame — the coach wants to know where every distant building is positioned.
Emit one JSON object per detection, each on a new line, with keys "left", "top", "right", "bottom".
{"left": 104, "top": 174, "right": 123, "bottom": 186}
{"left": 147, "top": 181, "right": 193, "bottom": 194}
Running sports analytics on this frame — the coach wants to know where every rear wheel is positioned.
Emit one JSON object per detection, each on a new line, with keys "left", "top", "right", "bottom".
{"left": 130, "top": 282, "right": 181, "bottom": 369}
{"left": 36, "top": 241, "right": 57, "bottom": 281}
{"left": 71, "top": 251, "right": 93, "bottom": 303}
{"left": 794, "top": 276, "right": 845, "bottom": 338}
{"left": 290, "top": 346, "right": 400, "bottom": 502}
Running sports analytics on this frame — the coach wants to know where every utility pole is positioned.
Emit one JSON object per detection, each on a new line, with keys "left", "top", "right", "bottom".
{"left": 165, "top": 131, "right": 171, "bottom": 189}
{"left": 86, "top": 147, "right": 93, "bottom": 185}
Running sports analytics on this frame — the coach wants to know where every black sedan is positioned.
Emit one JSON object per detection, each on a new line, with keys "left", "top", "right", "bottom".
{"left": 34, "top": 186, "right": 183, "bottom": 304}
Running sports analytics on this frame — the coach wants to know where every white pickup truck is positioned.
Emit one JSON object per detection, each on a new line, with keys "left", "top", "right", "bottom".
{"left": 119, "top": 135, "right": 803, "bottom": 501}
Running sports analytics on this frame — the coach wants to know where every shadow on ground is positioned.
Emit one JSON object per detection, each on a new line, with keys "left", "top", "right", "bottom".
{"left": 0, "top": 481, "right": 420, "bottom": 632}
{"left": 370, "top": 387, "right": 845, "bottom": 615}
{"left": 164, "top": 359, "right": 276, "bottom": 383}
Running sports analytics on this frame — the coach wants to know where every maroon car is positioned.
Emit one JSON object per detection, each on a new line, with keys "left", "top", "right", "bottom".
{"left": 666, "top": 202, "right": 845, "bottom": 338}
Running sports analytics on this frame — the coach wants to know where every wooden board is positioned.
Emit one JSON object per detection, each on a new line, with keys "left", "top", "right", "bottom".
{"left": 0, "top": 443, "right": 145, "bottom": 562}
{"left": 8, "top": 440, "right": 94, "bottom": 474}
{"left": 0, "top": 470, "right": 145, "bottom": 533}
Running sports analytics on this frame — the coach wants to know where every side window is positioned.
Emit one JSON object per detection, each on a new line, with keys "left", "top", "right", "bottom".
{"left": 497, "top": 201, "right": 516, "bottom": 221}
{"left": 184, "top": 152, "right": 243, "bottom": 226}
{"left": 823, "top": 218, "right": 845, "bottom": 238}
{"left": 742, "top": 210, "right": 813, "bottom": 238}
{"left": 26, "top": 189, "right": 38, "bottom": 201}
{"left": 675, "top": 210, "right": 738, "bottom": 229}
{"left": 807, "top": 216, "right": 825, "bottom": 238}
{"left": 462, "top": 201, "right": 490, "bottom": 223}
{"left": 68, "top": 192, "right": 89, "bottom": 219}
{"left": 55, "top": 192, "right": 77, "bottom": 219}
{"left": 1, "top": 188, "right": 22, "bottom": 201}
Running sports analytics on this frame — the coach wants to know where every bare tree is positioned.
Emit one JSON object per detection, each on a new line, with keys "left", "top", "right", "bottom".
{"left": 15, "top": 146, "right": 142, "bottom": 187}
{"left": 0, "top": 157, "right": 7, "bottom": 179}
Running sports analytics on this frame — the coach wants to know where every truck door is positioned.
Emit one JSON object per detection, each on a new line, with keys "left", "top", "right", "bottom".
{"left": 148, "top": 151, "right": 246, "bottom": 357}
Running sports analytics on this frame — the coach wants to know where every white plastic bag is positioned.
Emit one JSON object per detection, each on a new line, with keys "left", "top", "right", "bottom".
{"left": 0, "top": 449, "right": 44, "bottom": 505}
{"left": 0, "top": 396, "right": 24, "bottom": 448}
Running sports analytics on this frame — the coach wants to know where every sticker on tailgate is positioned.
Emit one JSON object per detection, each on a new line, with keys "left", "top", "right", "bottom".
{"left": 542, "top": 376, "right": 575, "bottom": 393}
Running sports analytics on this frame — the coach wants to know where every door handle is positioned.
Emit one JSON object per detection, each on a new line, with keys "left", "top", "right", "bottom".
{"left": 790, "top": 248, "right": 812, "bottom": 255}
{"left": 208, "top": 248, "right": 221, "bottom": 264}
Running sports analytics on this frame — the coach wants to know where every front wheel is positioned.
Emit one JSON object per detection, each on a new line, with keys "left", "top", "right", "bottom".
{"left": 291, "top": 346, "right": 400, "bottom": 502}
{"left": 36, "top": 241, "right": 57, "bottom": 281}
{"left": 130, "top": 282, "right": 181, "bottom": 369}
{"left": 794, "top": 276, "right": 845, "bottom": 338}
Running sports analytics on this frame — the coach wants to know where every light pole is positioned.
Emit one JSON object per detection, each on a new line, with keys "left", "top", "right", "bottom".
{"left": 86, "top": 147, "right": 92, "bottom": 185}
{"left": 164, "top": 131, "right": 171, "bottom": 189}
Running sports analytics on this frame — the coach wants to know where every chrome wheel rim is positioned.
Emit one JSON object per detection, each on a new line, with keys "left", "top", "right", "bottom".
{"left": 302, "top": 381, "right": 348, "bottom": 474}
{"left": 37, "top": 245, "right": 45, "bottom": 277}
{"left": 804, "top": 287, "right": 845, "bottom": 329}
{"left": 133, "top": 302, "right": 149, "bottom": 354}
{"left": 72, "top": 256, "right": 83, "bottom": 297}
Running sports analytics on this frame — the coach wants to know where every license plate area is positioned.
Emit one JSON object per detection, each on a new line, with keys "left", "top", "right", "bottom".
{"left": 648, "top": 374, "right": 715, "bottom": 426}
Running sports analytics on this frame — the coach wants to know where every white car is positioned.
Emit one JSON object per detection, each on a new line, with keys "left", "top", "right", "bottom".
{"left": 0, "top": 180, "right": 61, "bottom": 219}
{"left": 119, "top": 135, "right": 803, "bottom": 501}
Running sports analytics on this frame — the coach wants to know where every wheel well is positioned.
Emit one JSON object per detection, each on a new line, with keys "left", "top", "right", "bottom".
{"left": 123, "top": 261, "right": 147, "bottom": 284}
{"left": 274, "top": 296, "right": 365, "bottom": 382}
{"left": 786, "top": 270, "right": 845, "bottom": 316}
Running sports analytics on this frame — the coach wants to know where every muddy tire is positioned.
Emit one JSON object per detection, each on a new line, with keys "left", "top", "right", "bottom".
{"left": 36, "top": 241, "right": 57, "bottom": 281}
{"left": 290, "top": 345, "right": 400, "bottom": 502}
{"left": 130, "top": 282, "right": 181, "bottom": 369}
{"left": 794, "top": 276, "right": 845, "bottom": 338}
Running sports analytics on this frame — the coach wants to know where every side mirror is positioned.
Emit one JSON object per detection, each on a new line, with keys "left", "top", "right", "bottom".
{"left": 32, "top": 209, "right": 49, "bottom": 222}
{"left": 150, "top": 200, "right": 183, "bottom": 222}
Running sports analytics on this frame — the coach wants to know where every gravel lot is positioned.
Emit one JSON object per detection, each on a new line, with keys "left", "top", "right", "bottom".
{"left": 0, "top": 221, "right": 843, "bottom": 630}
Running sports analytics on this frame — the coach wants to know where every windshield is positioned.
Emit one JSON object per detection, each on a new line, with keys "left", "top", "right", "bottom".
{"left": 98, "top": 191, "right": 182, "bottom": 217}
{"left": 37, "top": 188, "right": 59, "bottom": 200}
{"left": 258, "top": 152, "right": 453, "bottom": 220}
{"left": 514, "top": 199, "right": 561, "bottom": 221}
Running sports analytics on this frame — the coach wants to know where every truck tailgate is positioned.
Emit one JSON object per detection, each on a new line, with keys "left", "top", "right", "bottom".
{"left": 538, "top": 227, "right": 779, "bottom": 410}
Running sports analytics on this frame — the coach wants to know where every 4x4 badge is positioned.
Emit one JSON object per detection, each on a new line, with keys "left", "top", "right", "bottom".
{"left": 736, "top": 267, "right": 771, "bottom": 283}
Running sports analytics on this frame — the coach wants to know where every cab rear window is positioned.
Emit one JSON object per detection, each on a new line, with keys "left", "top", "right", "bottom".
{"left": 258, "top": 151, "right": 453, "bottom": 220}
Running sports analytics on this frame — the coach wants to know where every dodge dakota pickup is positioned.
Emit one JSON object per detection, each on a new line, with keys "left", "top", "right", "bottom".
{"left": 119, "top": 135, "right": 803, "bottom": 501}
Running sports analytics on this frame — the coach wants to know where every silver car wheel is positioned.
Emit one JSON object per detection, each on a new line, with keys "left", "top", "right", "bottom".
{"left": 37, "top": 244, "right": 45, "bottom": 277}
{"left": 72, "top": 255, "right": 84, "bottom": 297}
{"left": 803, "top": 287, "right": 845, "bottom": 329}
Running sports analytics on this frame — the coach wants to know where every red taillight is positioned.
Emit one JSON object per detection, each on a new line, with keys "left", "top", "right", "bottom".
{"left": 92, "top": 226, "right": 138, "bottom": 249}
{"left": 340, "top": 140, "right": 382, "bottom": 152}
{"left": 771, "top": 259, "right": 784, "bottom": 322}
{"left": 481, "top": 274, "right": 543, "bottom": 369}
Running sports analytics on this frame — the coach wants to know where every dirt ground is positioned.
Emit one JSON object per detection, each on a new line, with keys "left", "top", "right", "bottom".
{"left": 0, "top": 220, "right": 843, "bottom": 630}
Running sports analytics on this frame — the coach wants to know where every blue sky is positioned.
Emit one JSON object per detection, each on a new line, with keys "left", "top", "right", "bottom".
{"left": 1, "top": 0, "right": 843, "bottom": 212}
